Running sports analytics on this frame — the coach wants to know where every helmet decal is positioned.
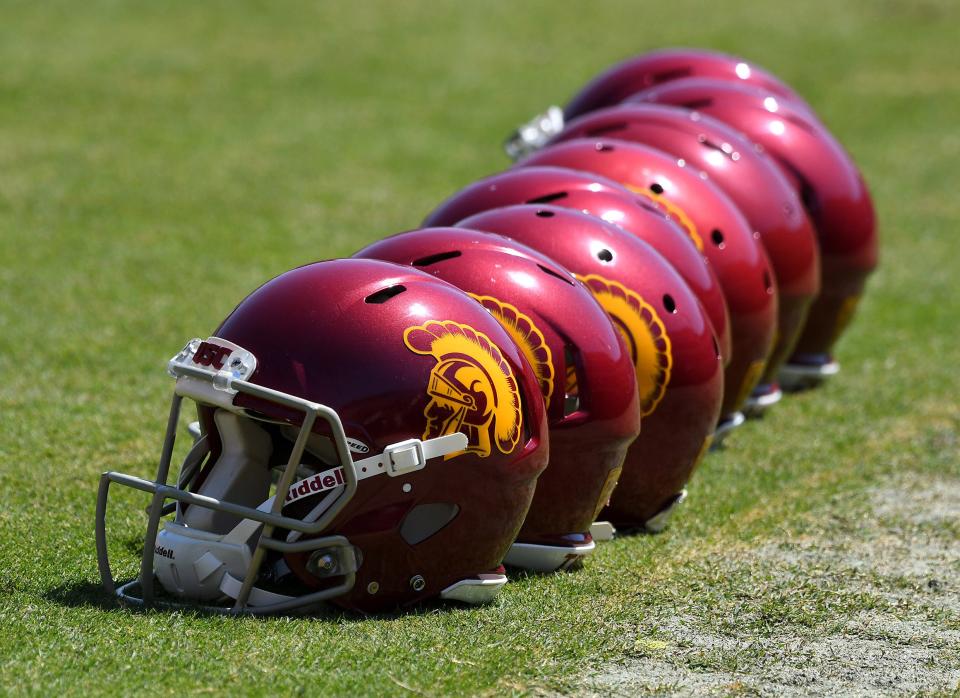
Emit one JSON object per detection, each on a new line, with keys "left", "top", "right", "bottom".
{"left": 468, "top": 294, "right": 555, "bottom": 410}
{"left": 404, "top": 321, "right": 523, "bottom": 457}
{"left": 625, "top": 184, "right": 705, "bottom": 252}
{"left": 578, "top": 274, "right": 672, "bottom": 416}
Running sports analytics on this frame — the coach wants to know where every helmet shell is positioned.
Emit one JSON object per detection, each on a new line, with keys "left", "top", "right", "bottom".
{"left": 458, "top": 205, "right": 723, "bottom": 527}
{"left": 551, "top": 104, "right": 821, "bottom": 388}
{"left": 213, "top": 259, "right": 549, "bottom": 611}
{"left": 423, "top": 166, "right": 732, "bottom": 368}
{"left": 355, "top": 228, "right": 641, "bottom": 547}
{"left": 519, "top": 139, "right": 778, "bottom": 417}
{"left": 629, "top": 78, "right": 877, "bottom": 368}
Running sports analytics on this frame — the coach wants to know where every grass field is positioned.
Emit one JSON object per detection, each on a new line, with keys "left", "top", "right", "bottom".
{"left": 1, "top": 1, "right": 959, "bottom": 695}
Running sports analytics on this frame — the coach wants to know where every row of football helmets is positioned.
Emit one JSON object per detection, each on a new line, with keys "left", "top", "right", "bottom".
{"left": 96, "top": 48, "right": 878, "bottom": 614}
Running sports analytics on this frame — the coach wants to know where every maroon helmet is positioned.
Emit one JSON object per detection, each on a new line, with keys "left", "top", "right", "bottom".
{"left": 504, "top": 48, "right": 814, "bottom": 159}
{"left": 518, "top": 139, "right": 778, "bottom": 423}
{"left": 423, "top": 166, "right": 732, "bottom": 370}
{"left": 95, "top": 259, "right": 549, "bottom": 614}
{"left": 458, "top": 205, "right": 723, "bottom": 530}
{"left": 550, "top": 104, "right": 821, "bottom": 405}
{"left": 355, "top": 228, "right": 641, "bottom": 570}
{"left": 630, "top": 79, "right": 877, "bottom": 388}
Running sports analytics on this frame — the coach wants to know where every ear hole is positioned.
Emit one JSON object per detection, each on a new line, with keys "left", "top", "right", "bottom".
{"left": 535, "top": 209, "right": 555, "bottom": 218}
{"left": 399, "top": 503, "right": 460, "bottom": 545}
{"left": 711, "top": 229, "right": 725, "bottom": 247}
{"left": 365, "top": 285, "right": 407, "bottom": 304}
{"left": 663, "top": 294, "right": 677, "bottom": 313}
{"left": 584, "top": 123, "right": 628, "bottom": 137}
{"left": 597, "top": 248, "right": 614, "bottom": 263}
{"left": 537, "top": 264, "right": 575, "bottom": 285}
{"left": 649, "top": 183, "right": 664, "bottom": 194}
{"left": 563, "top": 345, "right": 582, "bottom": 416}
{"left": 412, "top": 251, "right": 461, "bottom": 267}
{"left": 526, "top": 191, "right": 568, "bottom": 204}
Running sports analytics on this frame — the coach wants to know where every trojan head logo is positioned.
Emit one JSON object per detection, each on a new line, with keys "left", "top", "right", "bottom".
{"left": 625, "top": 183, "right": 705, "bottom": 252}
{"left": 468, "top": 294, "right": 555, "bottom": 410}
{"left": 404, "top": 321, "right": 523, "bottom": 458}
{"left": 578, "top": 274, "right": 672, "bottom": 416}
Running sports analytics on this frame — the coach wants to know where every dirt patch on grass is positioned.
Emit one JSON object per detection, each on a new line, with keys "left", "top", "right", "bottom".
{"left": 581, "top": 477, "right": 960, "bottom": 696}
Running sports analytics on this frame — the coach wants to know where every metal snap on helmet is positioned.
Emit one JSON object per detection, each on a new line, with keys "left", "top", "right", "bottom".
{"left": 458, "top": 205, "right": 723, "bottom": 531}
{"left": 95, "top": 259, "right": 549, "bottom": 614}
{"left": 355, "top": 228, "right": 641, "bottom": 571}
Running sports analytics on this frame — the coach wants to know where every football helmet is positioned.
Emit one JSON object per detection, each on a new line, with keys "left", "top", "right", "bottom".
{"left": 630, "top": 78, "right": 877, "bottom": 388}
{"left": 505, "top": 47, "right": 813, "bottom": 159}
{"left": 423, "top": 166, "right": 732, "bottom": 372}
{"left": 518, "top": 138, "right": 778, "bottom": 423}
{"left": 458, "top": 205, "right": 723, "bottom": 530}
{"left": 95, "top": 259, "right": 549, "bottom": 614}
{"left": 355, "top": 228, "right": 641, "bottom": 571}
{"left": 549, "top": 104, "right": 821, "bottom": 406}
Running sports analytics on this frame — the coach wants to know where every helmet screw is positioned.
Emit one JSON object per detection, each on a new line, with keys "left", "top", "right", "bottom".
{"left": 410, "top": 575, "right": 426, "bottom": 592}
{"left": 367, "top": 582, "right": 379, "bottom": 595}
{"left": 306, "top": 552, "right": 337, "bottom": 576}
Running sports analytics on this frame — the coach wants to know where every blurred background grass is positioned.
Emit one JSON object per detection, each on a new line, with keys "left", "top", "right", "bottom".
{"left": 0, "top": 1, "right": 958, "bottom": 695}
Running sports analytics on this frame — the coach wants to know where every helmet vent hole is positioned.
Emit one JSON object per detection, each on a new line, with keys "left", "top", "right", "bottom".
{"left": 711, "top": 229, "right": 725, "bottom": 247}
{"left": 763, "top": 270, "right": 774, "bottom": 293}
{"left": 682, "top": 98, "right": 714, "bottom": 110}
{"left": 585, "top": 123, "right": 628, "bottom": 137}
{"left": 412, "top": 250, "right": 461, "bottom": 267}
{"left": 596, "top": 142, "right": 615, "bottom": 152}
{"left": 365, "top": 285, "right": 407, "bottom": 304}
{"left": 537, "top": 264, "right": 575, "bottom": 285}
{"left": 526, "top": 191, "right": 568, "bottom": 205}
{"left": 649, "top": 183, "right": 664, "bottom": 195}
{"left": 663, "top": 294, "right": 677, "bottom": 313}
{"left": 535, "top": 209, "right": 555, "bottom": 218}
{"left": 712, "top": 335, "right": 721, "bottom": 360}
{"left": 597, "top": 248, "right": 614, "bottom": 263}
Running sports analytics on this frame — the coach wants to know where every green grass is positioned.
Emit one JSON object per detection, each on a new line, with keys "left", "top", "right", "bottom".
{"left": 1, "top": 0, "right": 959, "bottom": 695}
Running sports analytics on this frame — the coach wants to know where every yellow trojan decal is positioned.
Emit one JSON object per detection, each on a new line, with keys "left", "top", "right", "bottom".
{"left": 404, "top": 320, "right": 523, "bottom": 458}
{"left": 468, "top": 294, "right": 555, "bottom": 410}
{"left": 578, "top": 274, "right": 672, "bottom": 416}
{"left": 625, "top": 184, "right": 705, "bottom": 252}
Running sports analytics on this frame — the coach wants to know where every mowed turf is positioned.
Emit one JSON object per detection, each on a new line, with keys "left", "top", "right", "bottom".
{"left": 1, "top": 1, "right": 958, "bottom": 695}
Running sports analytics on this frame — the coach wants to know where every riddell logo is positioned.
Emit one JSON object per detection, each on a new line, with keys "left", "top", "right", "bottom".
{"left": 154, "top": 545, "right": 175, "bottom": 560}
{"left": 285, "top": 466, "right": 346, "bottom": 504}
{"left": 192, "top": 341, "right": 232, "bottom": 370}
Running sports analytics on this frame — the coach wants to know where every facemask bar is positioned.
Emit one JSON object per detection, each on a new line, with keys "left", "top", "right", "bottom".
{"left": 95, "top": 358, "right": 361, "bottom": 615}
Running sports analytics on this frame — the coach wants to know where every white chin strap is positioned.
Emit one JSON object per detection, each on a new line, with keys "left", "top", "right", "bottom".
{"left": 155, "top": 432, "right": 468, "bottom": 607}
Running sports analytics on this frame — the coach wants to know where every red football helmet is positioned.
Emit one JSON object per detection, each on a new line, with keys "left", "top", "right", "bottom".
{"left": 423, "top": 166, "right": 732, "bottom": 372}
{"left": 95, "top": 259, "right": 549, "bottom": 614}
{"left": 518, "top": 139, "right": 778, "bottom": 423}
{"left": 630, "top": 79, "right": 877, "bottom": 388}
{"left": 504, "top": 47, "right": 814, "bottom": 159}
{"left": 355, "top": 228, "right": 641, "bottom": 570}
{"left": 550, "top": 104, "right": 821, "bottom": 405}
{"left": 458, "top": 205, "right": 723, "bottom": 530}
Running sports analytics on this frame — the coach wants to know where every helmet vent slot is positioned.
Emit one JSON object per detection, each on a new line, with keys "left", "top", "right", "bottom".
{"left": 563, "top": 345, "right": 582, "bottom": 416}
{"left": 365, "top": 285, "right": 407, "bottom": 304}
{"left": 535, "top": 209, "right": 555, "bottom": 218}
{"left": 652, "top": 68, "right": 692, "bottom": 83}
{"left": 681, "top": 98, "right": 714, "bottom": 110}
{"left": 663, "top": 294, "right": 677, "bottom": 313}
{"left": 412, "top": 251, "right": 462, "bottom": 267}
{"left": 537, "top": 264, "right": 575, "bottom": 285}
{"left": 584, "top": 123, "right": 627, "bottom": 137}
{"left": 595, "top": 142, "right": 615, "bottom": 152}
{"left": 710, "top": 229, "right": 725, "bottom": 247}
{"left": 526, "top": 191, "right": 568, "bottom": 205}
{"left": 763, "top": 270, "right": 774, "bottom": 293}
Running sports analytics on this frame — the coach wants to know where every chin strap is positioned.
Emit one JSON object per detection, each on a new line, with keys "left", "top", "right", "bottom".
{"left": 189, "top": 432, "right": 469, "bottom": 608}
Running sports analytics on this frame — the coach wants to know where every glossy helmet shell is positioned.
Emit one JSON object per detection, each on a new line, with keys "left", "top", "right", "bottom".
{"left": 518, "top": 139, "right": 778, "bottom": 418}
{"left": 563, "top": 47, "right": 814, "bottom": 122}
{"left": 550, "top": 104, "right": 821, "bottom": 391}
{"left": 630, "top": 78, "right": 877, "bottom": 375}
{"left": 423, "top": 166, "right": 732, "bottom": 369}
{"left": 458, "top": 205, "right": 723, "bottom": 528}
{"left": 355, "top": 228, "right": 641, "bottom": 551}
{"left": 209, "top": 259, "right": 549, "bottom": 611}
